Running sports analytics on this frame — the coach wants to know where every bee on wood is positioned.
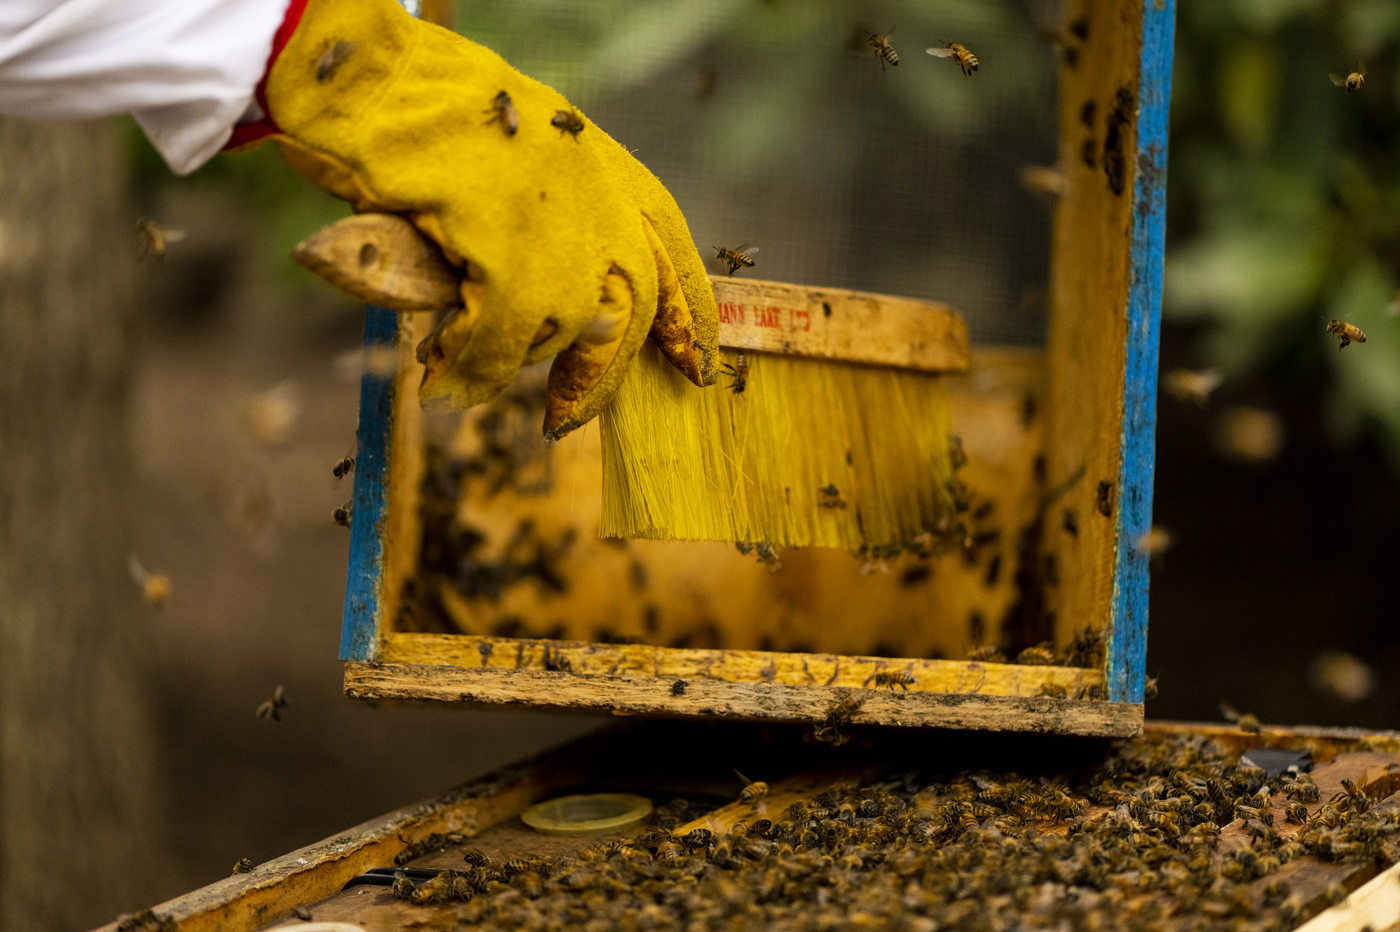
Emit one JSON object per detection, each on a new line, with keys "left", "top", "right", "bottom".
{"left": 1332, "top": 776, "right": 1371, "bottom": 813}
{"left": 1220, "top": 701, "right": 1261, "bottom": 733}
{"left": 333, "top": 501, "right": 352, "bottom": 528}
{"left": 722, "top": 353, "right": 749, "bottom": 394}
{"left": 232, "top": 858, "right": 253, "bottom": 875}
{"left": 714, "top": 244, "right": 757, "bottom": 276}
{"left": 484, "top": 90, "right": 519, "bottom": 136}
{"left": 968, "top": 646, "right": 1006, "bottom": 663}
{"left": 670, "top": 679, "right": 686, "bottom": 696}
{"left": 332, "top": 451, "right": 355, "bottom": 480}
{"left": 550, "top": 108, "right": 585, "bottom": 139}
{"left": 872, "top": 671, "right": 915, "bottom": 690}
{"left": 1285, "top": 802, "right": 1309, "bottom": 824}
{"left": 315, "top": 40, "right": 359, "bottom": 82}
{"left": 818, "top": 484, "right": 846, "bottom": 508}
{"left": 735, "top": 770, "right": 769, "bottom": 802}
{"left": 928, "top": 42, "right": 979, "bottom": 78}
{"left": 1016, "top": 643, "right": 1057, "bottom": 665}
{"left": 135, "top": 217, "right": 186, "bottom": 263}
{"left": 866, "top": 27, "right": 899, "bottom": 71}
{"left": 255, "top": 685, "right": 289, "bottom": 722}
{"left": 1325, "top": 318, "right": 1366, "bottom": 350}
{"left": 542, "top": 646, "right": 572, "bottom": 673}
{"left": 1329, "top": 62, "right": 1366, "bottom": 92}
{"left": 461, "top": 848, "right": 490, "bottom": 866}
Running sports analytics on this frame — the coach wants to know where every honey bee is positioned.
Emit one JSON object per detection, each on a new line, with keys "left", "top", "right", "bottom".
{"left": 927, "top": 42, "right": 979, "bottom": 78}
{"left": 1285, "top": 802, "right": 1309, "bottom": 824}
{"left": 542, "top": 646, "right": 572, "bottom": 673}
{"left": 315, "top": 40, "right": 359, "bottom": 82}
{"left": 1015, "top": 644, "right": 1056, "bottom": 665}
{"left": 461, "top": 848, "right": 490, "bottom": 866}
{"left": 866, "top": 27, "right": 899, "bottom": 71}
{"left": 550, "top": 108, "right": 585, "bottom": 139}
{"left": 968, "top": 646, "right": 1006, "bottom": 663}
{"left": 1163, "top": 368, "right": 1223, "bottom": 406}
{"left": 333, "top": 501, "right": 353, "bottom": 528}
{"left": 127, "top": 555, "right": 173, "bottom": 607}
{"left": 714, "top": 245, "right": 757, "bottom": 276}
{"left": 1332, "top": 776, "right": 1371, "bottom": 813}
{"left": 671, "top": 679, "right": 686, "bottom": 696}
{"left": 484, "top": 90, "right": 519, "bottom": 136}
{"left": 872, "top": 671, "right": 915, "bottom": 690}
{"left": 1325, "top": 318, "right": 1366, "bottom": 350}
{"left": 332, "top": 450, "right": 356, "bottom": 480}
{"left": 735, "top": 770, "right": 769, "bottom": 802}
{"left": 1329, "top": 62, "right": 1366, "bottom": 92}
{"left": 818, "top": 484, "right": 846, "bottom": 508}
{"left": 135, "top": 217, "right": 185, "bottom": 263}
{"left": 232, "top": 858, "right": 253, "bottom": 875}
{"left": 255, "top": 684, "right": 289, "bottom": 722}
{"left": 722, "top": 353, "right": 749, "bottom": 394}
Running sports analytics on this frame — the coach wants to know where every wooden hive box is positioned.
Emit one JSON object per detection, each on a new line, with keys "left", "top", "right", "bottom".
{"left": 335, "top": 0, "right": 1174, "bottom": 738}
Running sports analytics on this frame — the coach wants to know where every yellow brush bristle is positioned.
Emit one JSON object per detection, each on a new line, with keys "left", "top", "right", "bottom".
{"left": 599, "top": 343, "right": 956, "bottom": 550}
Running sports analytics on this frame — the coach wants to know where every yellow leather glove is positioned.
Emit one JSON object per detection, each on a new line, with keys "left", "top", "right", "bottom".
{"left": 262, "top": 0, "right": 718, "bottom": 439}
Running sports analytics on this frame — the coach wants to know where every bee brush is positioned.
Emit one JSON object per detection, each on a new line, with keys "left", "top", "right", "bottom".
{"left": 293, "top": 215, "right": 971, "bottom": 553}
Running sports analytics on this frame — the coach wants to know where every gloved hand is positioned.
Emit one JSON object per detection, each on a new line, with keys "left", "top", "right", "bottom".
{"left": 259, "top": 0, "right": 718, "bottom": 439}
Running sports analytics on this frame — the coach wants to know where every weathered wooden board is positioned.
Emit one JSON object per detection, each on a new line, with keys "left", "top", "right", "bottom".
{"left": 711, "top": 277, "right": 969, "bottom": 372}
{"left": 1295, "top": 860, "right": 1400, "bottom": 932}
{"left": 344, "top": 662, "right": 1141, "bottom": 736}
{"left": 1044, "top": 0, "right": 1173, "bottom": 702}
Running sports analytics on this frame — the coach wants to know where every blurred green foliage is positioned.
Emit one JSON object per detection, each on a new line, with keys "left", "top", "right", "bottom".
{"left": 1166, "top": 0, "right": 1400, "bottom": 461}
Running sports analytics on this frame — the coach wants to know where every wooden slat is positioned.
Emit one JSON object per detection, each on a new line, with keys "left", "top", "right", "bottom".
{"left": 89, "top": 736, "right": 603, "bottom": 932}
{"left": 1044, "top": 0, "right": 1170, "bottom": 702}
{"left": 1297, "top": 861, "right": 1400, "bottom": 932}
{"left": 378, "top": 632, "right": 1104, "bottom": 695}
{"left": 344, "top": 661, "right": 1142, "bottom": 736}
{"left": 711, "top": 277, "right": 969, "bottom": 373}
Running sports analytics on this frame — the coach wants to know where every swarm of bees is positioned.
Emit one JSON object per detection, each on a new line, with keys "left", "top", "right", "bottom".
{"left": 714, "top": 245, "right": 757, "bottom": 277}
{"left": 1329, "top": 63, "right": 1366, "bottom": 92}
{"left": 927, "top": 42, "right": 979, "bottom": 78}
{"left": 377, "top": 734, "right": 1398, "bottom": 932}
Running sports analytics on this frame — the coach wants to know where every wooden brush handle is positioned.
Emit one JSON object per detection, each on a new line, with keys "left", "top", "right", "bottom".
{"left": 293, "top": 214, "right": 969, "bottom": 373}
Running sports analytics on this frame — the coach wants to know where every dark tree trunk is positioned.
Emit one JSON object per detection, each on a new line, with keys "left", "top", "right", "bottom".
{"left": 0, "top": 116, "right": 164, "bottom": 931}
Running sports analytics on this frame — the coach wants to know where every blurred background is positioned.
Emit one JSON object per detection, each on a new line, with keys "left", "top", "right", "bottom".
{"left": 3, "top": 0, "right": 1399, "bottom": 928}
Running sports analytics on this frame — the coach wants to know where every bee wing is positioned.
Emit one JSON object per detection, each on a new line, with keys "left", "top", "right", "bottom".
{"left": 739, "top": 246, "right": 760, "bottom": 259}
{"left": 887, "top": 25, "right": 897, "bottom": 39}
{"left": 162, "top": 228, "right": 187, "bottom": 244}
{"left": 1330, "top": 73, "right": 1346, "bottom": 86}
{"left": 927, "top": 47, "right": 956, "bottom": 58}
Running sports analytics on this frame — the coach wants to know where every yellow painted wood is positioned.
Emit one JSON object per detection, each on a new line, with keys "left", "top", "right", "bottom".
{"left": 675, "top": 764, "right": 891, "bottom": 837}
{"left": 379, "top": 632, "right": 1103, "bottom": 695}
{"left": 346, "top": 659, "right": 1139, "bottom": 736}
{"left": 1044, "top": 0, "right": 1141, "bottom": 648}
{"left": 711, "top": 277, "right": 969, "bottom": 373}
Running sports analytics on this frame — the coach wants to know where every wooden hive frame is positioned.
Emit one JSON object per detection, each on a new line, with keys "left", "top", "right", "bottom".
{"left": 337, "top": 0, "right": 1175, "bottom": 738}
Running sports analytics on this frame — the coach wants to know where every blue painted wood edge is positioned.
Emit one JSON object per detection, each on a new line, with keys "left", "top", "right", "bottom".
{"left": 1108, "top": 0, "right": 1175, "bottom": 703}
{"left": 340, "top": 306, "right": 398, "bottom": 662}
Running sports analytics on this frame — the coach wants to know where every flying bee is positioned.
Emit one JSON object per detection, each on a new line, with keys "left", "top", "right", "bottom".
{"left": 1325, "top": 318, "right": 1366, "bottom": 350}
{"left": 1329, "top": 62, "right": 1366, "bottom": 92}
{"left": 735, "top": 770, "right": 769, "bottom": 802}
{"left": 127, "top": 554, "right": 173, "bottom": 607}
{"left": 714, "top": 244, "right": 757, "bottom": 276}
{"left": 867, "top": 27, "right": 899, "bottom": 71}
{"left": 332, "top": 447, "right": 356, "bottom": 480}
{"left": 135, "top": 217, "right": 186, "bottom": 263}
{"left": 928, "top": 42, "right": 979, "bottom": 78}
{"left": 550, "top": 108, "right": 585, "bottom": 139}
{"left": 722, "top": 353, "right": 749, "bottom": 394}
{"left": 872, "top": 671, "right": 915, "bottom": 690}
{"left": 484, "top": 90, "right": 519, "bottom": 136}
{"left": 315, "top": 40, "right": 359, "bottom": 82}
{"left": 333, "top": 501, "right": 353, "bottom": 528}
{"left": 255, "top": 685, "right": 289, "bottom": 722}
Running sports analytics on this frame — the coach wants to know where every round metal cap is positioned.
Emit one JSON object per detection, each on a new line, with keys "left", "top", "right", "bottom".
{"left": 520, "top": 793, "right": 654, "bottom": 837}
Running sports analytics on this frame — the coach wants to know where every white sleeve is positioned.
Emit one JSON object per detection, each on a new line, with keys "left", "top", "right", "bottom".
{"left": 0, "top": 0, "right": 290, "bottom": 175}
